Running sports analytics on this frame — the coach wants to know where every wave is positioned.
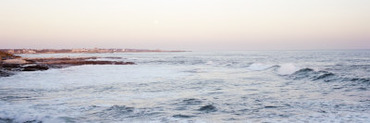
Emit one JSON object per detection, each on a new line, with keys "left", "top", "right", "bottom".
{"left": 0, "top": 118, "right": 43, "bottom": 123}
{"left": 0, "top": 114, "right": 62, "bottom": 123}
{"left": 105, "top": 105, "right": 134, "bottom": 114}
{"left": 289, "top": 68, "right": 338, "bottom": 82}
{"left": 247, "top": 63, "right": 299, "bottom": 74}
{"left": 245, "top": 63, "right": 369, "bottom": 84}
{"left": 289, "top": 68, "right": 370, "bottom": 84}
{"left": 276, "top": 63, "right": 300, "bottom": 75}
{"left": 342, "top": 77, "right": 370, "bottom": 83}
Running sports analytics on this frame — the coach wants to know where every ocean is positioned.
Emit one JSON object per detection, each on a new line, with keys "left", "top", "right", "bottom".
{"left": 0, "top": 50, "right": 369, "bottom": 122}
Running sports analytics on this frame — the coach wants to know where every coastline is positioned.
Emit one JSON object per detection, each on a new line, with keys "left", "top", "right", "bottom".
{"left": 0, "top": 48, "right": 189, "bottom": 54}
{"left": 0, "top": 51, "right": 135, "bottom": 77}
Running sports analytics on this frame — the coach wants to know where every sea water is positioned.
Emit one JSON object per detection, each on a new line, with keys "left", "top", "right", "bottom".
{"left": 0, "top": 50, "right": 369, "bottom": 122}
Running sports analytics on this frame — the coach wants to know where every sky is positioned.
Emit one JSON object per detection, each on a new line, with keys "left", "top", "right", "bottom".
{"left": 0, "top": 0, "right": 369, "bottom": 51}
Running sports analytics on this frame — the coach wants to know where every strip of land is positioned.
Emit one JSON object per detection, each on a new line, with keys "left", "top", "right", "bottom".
{"left": 0, "top": 51, "right": 134, "bottom": 77}
{"left": 0, "top": 48, "right": 187, "bottom": 54}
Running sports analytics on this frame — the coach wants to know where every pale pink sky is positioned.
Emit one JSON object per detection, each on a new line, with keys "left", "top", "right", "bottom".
{"left": 0, "top": 0, "right": 369, "bottom": 50}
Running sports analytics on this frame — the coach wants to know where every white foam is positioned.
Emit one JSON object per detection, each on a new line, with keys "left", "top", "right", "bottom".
{"left": 0, "top": 64, "right": 187, "bottom": 89}
{"left": 247, "top": 63, "right": 274, "bottom": 71}
{"left": 0, "top": 64, "right": 190, "bottom": 122}
{"left": 0, "top": 102, "right": 64, "bottom": 123}
{"left": 205, "top": 61, "right": 214, "bottom": 65}
{"left": 277, "top": 63, "right": 300, "bottom": 75}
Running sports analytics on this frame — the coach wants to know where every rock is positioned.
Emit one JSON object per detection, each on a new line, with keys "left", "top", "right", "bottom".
{"left": 22, "top": 64, "right": 49, "bottom": 71}
{"left": 25, "top": 57, "right": 135, "bottom": 66}
{"left": 24, "top": 59, "right": 37, "bottom": 64}
{"left": 25, "top": 57, "right": 98, "bottom": 62}
{"left": 103, "top": 57, "right": 123, "bottom": 59}
{"left": 1, "top": 64, "right": 22, "bottom": 71}
{"left": 0, "top": 56, "right": 135, "bottom": 77}
{"left": 1, "top": 64, "right": 49, "bottom": 71}
{"left": 0, "top": 51, "right": 19, "bottom": 60}
{"left": 44, "top": 60, "right": 134, "bottom": 66}
{"left": 0, "top": 69, "right": 14, "bottom": 77}
{"left": 2, "top": 59, "right": 29, "bottom": 64}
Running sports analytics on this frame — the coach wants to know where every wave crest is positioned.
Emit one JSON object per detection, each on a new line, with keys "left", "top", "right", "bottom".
{"left": 289, "top": 68, "right": 369, "bottom": 83}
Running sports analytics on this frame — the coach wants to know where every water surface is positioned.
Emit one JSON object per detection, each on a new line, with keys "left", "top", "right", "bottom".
{"left": 0, "top": 50, "right": 369, "bottom": 122}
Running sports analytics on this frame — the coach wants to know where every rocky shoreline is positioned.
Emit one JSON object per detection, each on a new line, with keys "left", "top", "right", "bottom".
{"left": 0, "top": 51, "right": 134, "bottom": 77}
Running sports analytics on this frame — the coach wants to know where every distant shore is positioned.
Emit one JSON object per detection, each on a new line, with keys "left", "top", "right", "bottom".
{"left": 0, "top": 48, "right": 188, "bottom": 54}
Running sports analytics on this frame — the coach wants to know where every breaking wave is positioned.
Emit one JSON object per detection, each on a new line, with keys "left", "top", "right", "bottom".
{"left": 247, "top": 63, "right": 278, "bottom": 71}
{"left": 245, "top": 63, "right": 370, "bottom": 84}
{"left": 243, "top": 62, "right": 370, "bottom": 85}
{"left": 289, "top": 68, "right": 370, "bottom": 84}
{"left": 276, "top": 63, "right": 300, "bottom": 75}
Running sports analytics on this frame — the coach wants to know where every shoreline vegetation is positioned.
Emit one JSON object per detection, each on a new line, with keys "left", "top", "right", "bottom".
{"left": 0, "top": 50, "right": 137, "bottom": 77}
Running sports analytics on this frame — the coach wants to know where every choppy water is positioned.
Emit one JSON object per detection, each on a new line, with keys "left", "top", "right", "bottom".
{"left": 0, "top": 50, "right": 370, "bottom": 123}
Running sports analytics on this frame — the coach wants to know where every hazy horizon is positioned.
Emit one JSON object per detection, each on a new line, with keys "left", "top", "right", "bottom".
{"left": 1, "top": 0, "right": 369, "bottom": 51}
